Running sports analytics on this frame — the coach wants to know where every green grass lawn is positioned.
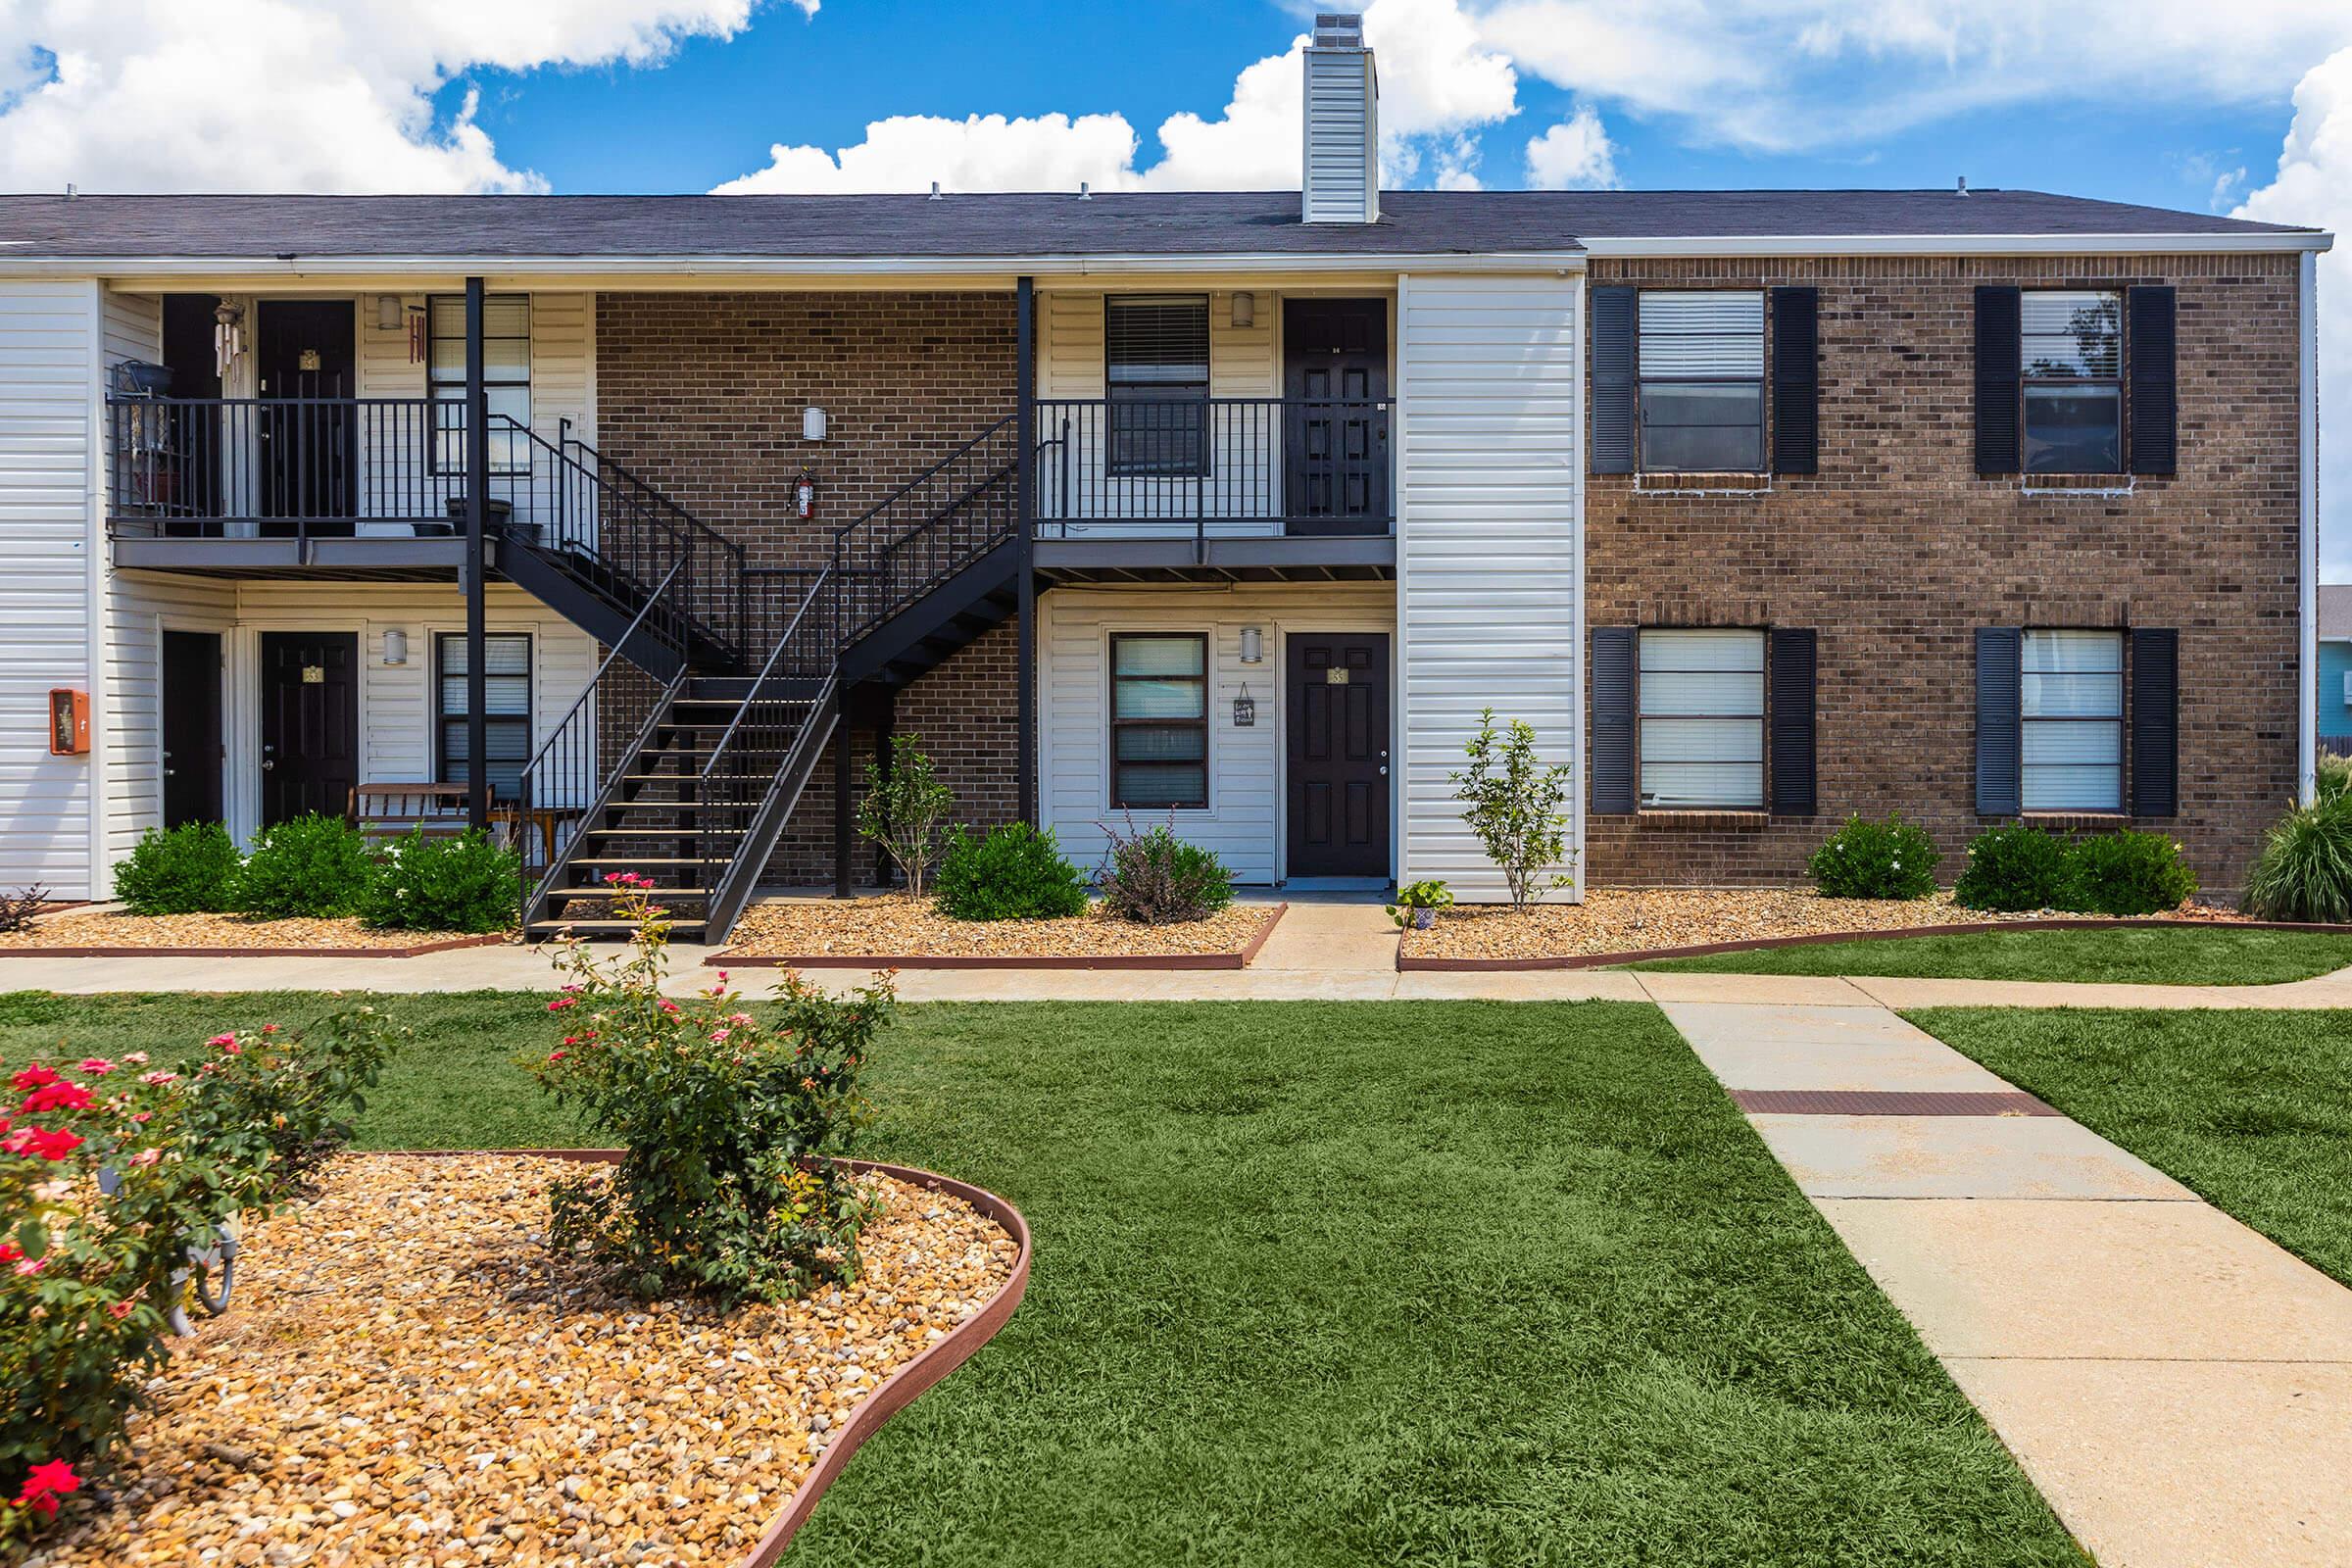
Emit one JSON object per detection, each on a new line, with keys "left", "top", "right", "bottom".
{"left": 1910, "top": 1006, "right": 2352, "bottom": 1289}
{"left": 2, "top": 991, "right": 2082, "bottom": 1566}
{"left": 1627, "top": 925, "right": 2352, "bottom": 986}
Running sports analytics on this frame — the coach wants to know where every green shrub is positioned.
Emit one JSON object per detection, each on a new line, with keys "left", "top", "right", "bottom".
{"left": 935, "top": 822, "right": 1087, "bottom": 921}
{"left": 1449, "top": 709, "right": 1575, "bottom": 911}
{"left": 1807, "top": 813, "right": 1938, "bottom": 900}
{"left": 230, "top": 813, "right": 375, "bottom": 919}
{"left": 112, "top": 822, "right": 240, "bottom": 915}
{"left": 358, "top": 828, "right": 519, "bottom": 933}
{"left": 2319, "top": 754, "right": 2352, "bottom": 805}
{"left": 2242, "top": 797, "right": 2352, "bottom": 922}
{"left": 1095, "top": 815, "right": 1234, "bottom": 924}
{"left": 2064, "top": 829, "right": 2198, "bottom": 916}
{"left": 1952, "top": 822, "right": 2073, "bottom": 911}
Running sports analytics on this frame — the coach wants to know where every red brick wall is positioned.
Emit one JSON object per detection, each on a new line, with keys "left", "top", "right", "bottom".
{"left": 1584, "top": 253, "right": 2302, "bottom": 892}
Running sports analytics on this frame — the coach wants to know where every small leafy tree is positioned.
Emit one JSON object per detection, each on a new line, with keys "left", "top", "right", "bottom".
{"left": 854, "top": 734, "right": 955, "bottom": 898}
{"left": 1450, "top": 709, "right": 1574, "bottom": 913}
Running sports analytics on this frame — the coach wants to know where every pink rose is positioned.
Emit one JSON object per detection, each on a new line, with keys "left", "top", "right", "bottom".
{"left": 77, "top": 1057, "right": 114, "bottom": 1076}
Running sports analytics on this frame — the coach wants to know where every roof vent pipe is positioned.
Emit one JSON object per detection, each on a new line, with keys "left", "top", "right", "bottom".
{"left": 1956, "top": 175, "right": 1969, "bottom": 197}
{"left": 928, "top": 180, "right": 943, "bottom": 201}
{"left": 1079, "top": 181, "right": 1092, "bottom": 200}
{"left": 1301, "top": 13, "right": 1378, "bottom": 224}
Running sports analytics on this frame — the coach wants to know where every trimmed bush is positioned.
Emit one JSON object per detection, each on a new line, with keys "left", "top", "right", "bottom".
{"left": 230, "top": 813, "right": 375, "bottom": 919}
{"left": 2242, "top": 797, "right": 2352, "bottom": 922}
{"left": 2319, "top": 754, "right": 2352, "bottom": 805}
{"left": 935, "top": 823, "right": 1087, "bottom": 922}
{"left": 1952, "top": 822, "right": 2073, "bottom": 912}
{"left": 358, "top": 828, "right": 519, "bottom": 933}
{"left": 1807, "top": 813, "right": 1937, "bottom": 901}
{"left": 112, "top": 822, "right": 240, "bottom": 915}
{"left": 2064, "top": 829, "right": 2198, "bottom": 916}
{"left": 1095, "top": 815, "right": 1235, "bottom": 924}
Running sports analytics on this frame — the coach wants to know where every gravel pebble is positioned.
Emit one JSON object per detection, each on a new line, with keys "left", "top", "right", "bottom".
{"left": 0, "top": 910, "right": 488, "bottom": 951}
{"left": 25, "top": 1154, "right": 1017, "bottom": 1568}
{"left": 724, "top": 893, "right": 1273, "bottom": 959}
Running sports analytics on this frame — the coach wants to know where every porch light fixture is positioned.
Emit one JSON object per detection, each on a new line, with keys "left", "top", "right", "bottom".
{"left": 1240, "top": 625, "right": 1264, "bottom": 664}
{"left": 375, "top": 294, "right": 403, "bottom": 332}
{"left": 802, "top": 406, "right": 827, "bottom": 442}
{"left": 380, "top": 628, "right": 408, "bottom": 667}
{"left": 1231, "top": 291, "right": 1256, "bottom": 328}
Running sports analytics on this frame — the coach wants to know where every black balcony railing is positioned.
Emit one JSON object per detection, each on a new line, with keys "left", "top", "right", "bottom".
{"left": 1032, "top": 396, "right": 1394, "bottom": 547}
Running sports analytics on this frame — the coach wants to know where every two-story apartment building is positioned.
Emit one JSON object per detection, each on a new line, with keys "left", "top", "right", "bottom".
{"left": 0, "top": 17, "right": 2326, "bottom": 940}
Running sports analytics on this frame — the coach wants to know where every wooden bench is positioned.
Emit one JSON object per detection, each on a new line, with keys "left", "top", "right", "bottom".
{"left": 352, "top": 783, "right": 474, "bottom": 845}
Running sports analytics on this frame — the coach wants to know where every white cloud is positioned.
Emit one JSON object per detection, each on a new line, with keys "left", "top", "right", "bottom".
{"left": 0, "top": 0, "right": 770, "bottom": 193}
{"left": 716, "top": 0, "right": 1517, "bottom": 193}
{"left": 1525, "top": 106, "right": 1618, "bottom": 188}
{"left": 2234, "top": 46, "right": 2350, "bottom": 577}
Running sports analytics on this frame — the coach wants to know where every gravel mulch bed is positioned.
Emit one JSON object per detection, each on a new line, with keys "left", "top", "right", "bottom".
{"left": 0, "top": 909, "right": 488, "bottom": 952}
{"left": 1399, "top": 888, "right": 2256, "bottom": 962}
{"left": 724, "top": 893, "right": 1274, "bottom": 959}
{"left": 28, "top": 1154, "right": 1017, "bottom": 1568}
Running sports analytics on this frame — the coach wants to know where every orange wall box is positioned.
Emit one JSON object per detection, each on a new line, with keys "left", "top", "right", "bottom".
{"left": 48, "top": 688, "right": 89, "bottom": 756}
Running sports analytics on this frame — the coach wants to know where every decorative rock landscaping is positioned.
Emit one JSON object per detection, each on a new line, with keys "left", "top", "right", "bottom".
{"left": 0, "top": 909, "right": 498, "bottom": 955}
{"left": 722, "top": 894, "right": 1281, "bottom": 965}
{"left": 24, "top": 1153, "right": 1020, "bottom": 1568}
{"left": 1400, "top": 888, "right": 2253, "bottom": 964}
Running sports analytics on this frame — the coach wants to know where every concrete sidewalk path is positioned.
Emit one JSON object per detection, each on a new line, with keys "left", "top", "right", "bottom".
{"left": 1662, "top": 997, "right": 2352, "bottom": 1568}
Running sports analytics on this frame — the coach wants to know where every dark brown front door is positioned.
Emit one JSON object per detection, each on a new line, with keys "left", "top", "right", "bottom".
{"left": 1283, "top": 299, "right": 1389, "bottom": 535}
{"left": 256, "top": 300, "right": 357, "bottom": 534}
{"left": 260, "top": 632, "right": 359, "bottom": 826}
{"left": 1287, "top": 633, "right": 1390, "bottom": 880}
{"left": 160, "top": 630, "right": 222, "bottom": 828}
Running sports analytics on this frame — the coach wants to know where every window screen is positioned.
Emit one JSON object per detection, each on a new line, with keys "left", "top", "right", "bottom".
{"left": 2020, "top": 291, "right": 2122, "bottom": 475}
{"left": 1109, "top": 633, "right": 1208, "bottom": 808}
{"left": 2021, "top": 628, "right": 2123, "bottom": 810}
{"left": 437, "top": 632, "right": 532, "bottom": 801}
{"left": 1639, "top": 291, "right": 1765, "bottom": 472}
{"left": 429, "top": 294, "right": 531, "bottom": 475}
{"left": 1639, "top": 628, "right": 1766, "bottom": 808}
{"left": 1106, "top": 295, "right": 1210, "bottom": 477}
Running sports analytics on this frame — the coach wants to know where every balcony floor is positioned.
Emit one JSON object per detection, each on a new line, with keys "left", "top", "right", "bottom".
{"left": 110, "top": 533, "right": 480, "bottom": 581}
{"left": 1032, "top": 533, "right": 1395, "bottom": 586}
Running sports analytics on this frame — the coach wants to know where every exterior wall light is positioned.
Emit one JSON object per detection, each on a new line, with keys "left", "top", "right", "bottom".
{"left": 381, "top": 628, "right": 408, "bottom": 666}
{"left": 802, "top": 406, "right": 827, "bottom": 442}
{"left": 375, "top": 294, "right": 404, "bottom": 332}
{"left": 1240, "top": 625, "right": 1264, "bottom": 663}
{"left": 1231, "top": 292, "right": 1256, "bottom": 328}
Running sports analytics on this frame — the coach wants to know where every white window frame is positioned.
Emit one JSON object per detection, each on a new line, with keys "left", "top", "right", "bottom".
{"left": 1638, "top": 627, "right": 1767, "bottom": 809}
{"left": 2020, "top": 627, "right": 2125, "bottom": 812}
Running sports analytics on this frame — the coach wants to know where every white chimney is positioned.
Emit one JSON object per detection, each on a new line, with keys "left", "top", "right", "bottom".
{"left": 1301, "top": 14, "right": 1378, "bottom": 224}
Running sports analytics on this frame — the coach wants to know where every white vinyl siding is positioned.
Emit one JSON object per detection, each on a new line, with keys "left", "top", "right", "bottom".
{"left": 102, "top": 570, "right": 235, "bottom": 869}
{"left": 2022, "top": 628, "right": 2125, "bottom": 810}
{"left": 1396, "top": 272, "right": 1581, "bottom": 902}
{"left": 1301, "top": 44, "right": 1378, "bottom": 223}
{"left": 0, "top": 280, "right": 100, "bottom": 896}
{"left": 1638, "top": 629, "right": 1765, "bottom": 808}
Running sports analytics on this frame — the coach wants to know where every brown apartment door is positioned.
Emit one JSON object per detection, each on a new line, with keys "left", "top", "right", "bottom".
{"left": 1283, "top": 299, "right": 1389, "bottom": 535}
{"left": 256, "top": 300, "right": 357, "bottom": 534}
{"left": 260, "top": 632, "right": 359, "bottom": 826}
{"left": 160, "top": 630, "right": 223, "bottom": 828}
{"left": 1287, "top": 633, "right": 1390, "bottom": 879}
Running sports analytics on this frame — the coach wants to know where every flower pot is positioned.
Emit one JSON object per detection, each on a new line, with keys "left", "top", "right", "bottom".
{"left": 1410, "top": 906, "right": 1437, "bottom": 930}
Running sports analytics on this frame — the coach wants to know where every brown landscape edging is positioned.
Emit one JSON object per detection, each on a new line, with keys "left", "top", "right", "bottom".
{"left": 374, "top": 1150, "right": 1030, "bottom": 1564}
{"left": 711, "top": 901, "right": 1287, "bottom": 970}
{"left": 1395, "top": 915, "right": 2352, "bottom": 971}
{"left": 0, "top": 932, "right": 510, "bottom": 960}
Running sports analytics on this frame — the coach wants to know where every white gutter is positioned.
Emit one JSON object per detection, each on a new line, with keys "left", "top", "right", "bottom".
{"left": 2301, "top": 247, "right": 2322, "bottom": 806}
{"left": 1577, "top": 231, "right": 2331, "bottom": 258}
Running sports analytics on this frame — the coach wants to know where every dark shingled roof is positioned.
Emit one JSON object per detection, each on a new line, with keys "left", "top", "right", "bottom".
{"left": 0, "top": 188, "right": 2316, "bottom": 261}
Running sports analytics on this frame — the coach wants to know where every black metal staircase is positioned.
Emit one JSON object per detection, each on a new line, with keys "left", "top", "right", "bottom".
{"left": 514, "top": 416, "right": 1019, "bottom": 943}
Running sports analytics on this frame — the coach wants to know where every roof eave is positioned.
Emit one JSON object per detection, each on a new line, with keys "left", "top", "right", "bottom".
{"left": 1577, "top": 230, "right": 2331, "bottom": 258}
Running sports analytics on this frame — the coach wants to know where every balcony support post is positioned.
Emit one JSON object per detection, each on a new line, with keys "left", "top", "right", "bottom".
{"left": 1014, "top": 275, "right": 1037, "bottom": 824}
{"left": 463, "top": 276, "right": 490, "bottom": 833}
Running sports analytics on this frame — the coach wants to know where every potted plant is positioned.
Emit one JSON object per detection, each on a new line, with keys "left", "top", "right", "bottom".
{"left": 1386, "top": 879, "right": 1454, "bottom": 931}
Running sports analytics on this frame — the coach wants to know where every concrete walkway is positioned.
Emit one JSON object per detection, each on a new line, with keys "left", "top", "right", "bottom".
{"left": 1662, "top": 995, "right": 2352, "bottom": 1567}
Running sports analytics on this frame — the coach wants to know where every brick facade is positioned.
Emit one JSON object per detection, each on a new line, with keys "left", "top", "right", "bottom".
{"left": 594, "top": 291, "right": 1021, "bottom": 884}
{"left": 1583, "top": 253, "right": 2302, "bottom": 892}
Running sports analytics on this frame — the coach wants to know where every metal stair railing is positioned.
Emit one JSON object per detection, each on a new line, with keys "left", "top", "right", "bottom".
{"left": 832, "top": 416, "right": 1017, "bottom": 646}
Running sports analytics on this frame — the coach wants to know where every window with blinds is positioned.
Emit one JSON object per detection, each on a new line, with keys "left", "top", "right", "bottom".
{"left": 1638, "top": 291, "right": 1765, "bottom": 472}
{"left": 1109, "top": 633, "right": 1209, "bottom": 808}
{"left": 2021, "top": 628, "right": 2124, "bottom": 810}
{"left": 429, "top": 294, "right": 531, "bottom": 475}
{"left": 1638, "top": 628, "right": 1766, "bottom": 808}
{"left": 2020, "top": 291, "right": 2122, "bottom": 474}
{"left": 1105, "top": 295, "right": 1210, "bottom": 477}
{"left": 436, "top": 632, "right": 532, "bottom": 801}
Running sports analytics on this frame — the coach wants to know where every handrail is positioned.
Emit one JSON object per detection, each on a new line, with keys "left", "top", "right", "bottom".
{"left": 831, "top": 416, "right": 1015, "bottom": 545}
{"left": 698, "top": 567, "right": 835, "bottom": 792}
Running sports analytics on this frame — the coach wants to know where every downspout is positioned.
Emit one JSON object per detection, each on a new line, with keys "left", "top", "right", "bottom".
{"left": 1015, "top": 276, "right": 1038, "bottom": 824}
{"left": 2300, "top": 249, "right": 2320, "bottom": 806}
{"left": 465, "top": 277, "right": 490, "bottom": 832}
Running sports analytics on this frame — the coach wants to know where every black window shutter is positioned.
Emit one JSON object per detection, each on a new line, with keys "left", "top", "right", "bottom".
{"left": 2128, "top": 286, "right": 2178, "bottom": 476}
{"left": 1975, "top": 286, "right": 2022, "bottom": 475}
{"left": 1591, "top": 287, "right": 1637, "bottom": 474}
{"left": 1592, "top": 626, "right": 1638, "bottom": 813}
{"left": 1770, "top": 287, "right": 1819, "bottom": 475}
{"left": 2131, "top": 628, "right": 2180, "bottom": 816}
{"left": 1768, "top": 627, "right": 1817, "bottom": 814}
{"left": 1975, "top": 627, "right": 2023, "bottom": 815}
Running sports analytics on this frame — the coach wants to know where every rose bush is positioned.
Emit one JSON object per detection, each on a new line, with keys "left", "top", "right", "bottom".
{"left": 524, "top": 876, "right": 896, "bottom": 1305}
{"left": 1, "top": 1007, "right": 396, "bottom": 1547}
